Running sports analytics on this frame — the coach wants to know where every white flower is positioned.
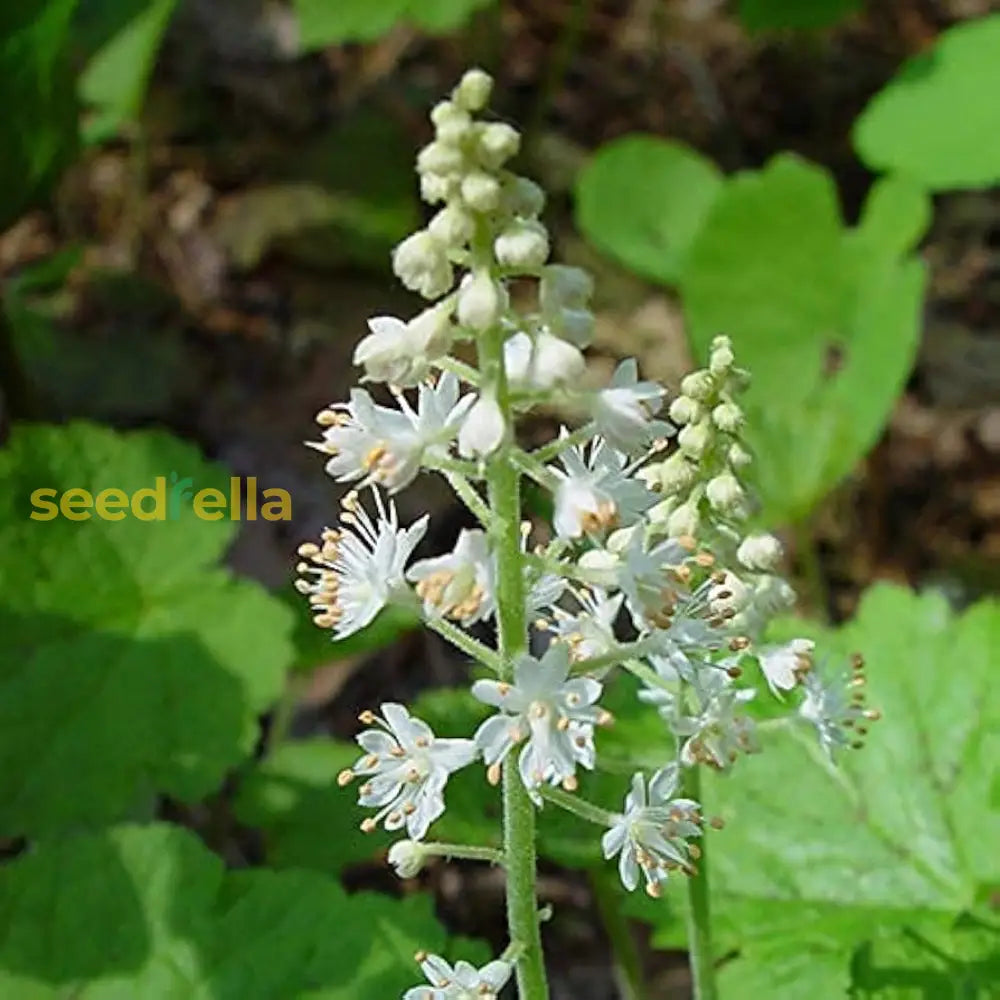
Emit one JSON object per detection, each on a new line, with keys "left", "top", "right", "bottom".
{"left": 472, "top": 643, "right": 608, "bottom": 792}
{"left": 494, "top": 219, "right": 549, "bottom": 268}
{"left": 393, "top": 230, "right": 454, "bottom": 299}
{"left": 757, "top": 637, "right": 813, "bottom": 695}
{"left": 799, "top": 653, "right": 877, "bottom": 757}
{"left": 407, "top": 528, "right": 495, "bottom": 626}
{"left": 342, "top": 703, "right": 476, "bottom": 841}
{"left": 591, "top": 359, "right": 671, "bottom": 455}
{"left": 457, "top": 270, "right": 506, "bottom": 330}
{"left": 388, "top": 839, "right": 426, "bottom": 878}
{"left": 549, "top": 434, "right": 657, "bottom": 539}
{"left": 458, "top": 393, "right": 505, "bottom": 458}
{"left": 353, "top": 307, "right": 451, "bottom": 387}
{"left": 309, "top": 373, "right": 473, "bottom": 493}
{"left": 504, "top": 330, "right": 585, "bottom": 391}
{"left": 614, "top": 528, "right": 691, "bottom": 629}
{"left": 551, "top": 588, "right": 624, "bottom": 664}
{"left": 403, "top": 953, "right": 512, "bottom": 1000}
{"left": 294, "top": 490, "right": 427, "bottom": 639}
{"left": 601, "top": 765, "right": 703, "bottom": 897}
{"left": 674, "top": 670, "right": 757, "bottom": 770}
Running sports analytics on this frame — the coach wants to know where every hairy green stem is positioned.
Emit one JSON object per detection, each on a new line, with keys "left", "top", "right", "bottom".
{"left": 591, "top": 869, "right": 648, "bottom": 1000}
{"left": 536, "top": 783, "right": 615, "bottom": 826}
{"left": 683, "top": 764, "right": 718, "bottom": 1000}
{"left": 481, "top": 321, "right": 549, "bottom": 1000}
{"left": 424, "top": 616, "right": 501, "bottom": 673}
{"left": 440, "top": 469, "right": 491, "bottom": 527}
{"left": 421, "top": 841, "right": 504, "bottom": 866}
{"left": 528, "top": 423, "right": 595, "bottom": 463}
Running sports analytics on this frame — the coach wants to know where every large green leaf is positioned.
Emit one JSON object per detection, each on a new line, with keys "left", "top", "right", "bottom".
{"left": 0, "top": 823, "right": 449, "bottom": 998}
{"left": 0, "top": 422, "right": 293, "bottom": 836}
{"left": 738, "top": 0, "right": 861, "bottom": 31}
{"left": 854, "top": 15, "right": 1000, "bottom": 190}
{"left": 680, "top": 158, "right": 928, "bottom": 524}
{"left": 77, "top": 0, "right": 178, "bottom": 142}
{"left": 641, "top": 586, "right": 1000, "bottom": 997}
{"left": 574, "top": 135, "right": 724, "bottom": 284}
{"left": 293, "top": 0, "right": 494, "bottom": 49}
{"left": 0, "top": 0, "right": 78, "bottom": 227}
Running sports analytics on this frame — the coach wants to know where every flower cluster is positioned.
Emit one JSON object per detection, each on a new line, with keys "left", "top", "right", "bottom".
{"left": 295, "top": 68, "right": 878, "bottom": 993}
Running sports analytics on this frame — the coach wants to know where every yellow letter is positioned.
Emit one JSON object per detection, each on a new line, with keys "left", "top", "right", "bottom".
{"left": 60, "top": 488, "right": 93, "bottom": 521}
{"left": 132, "top": 477, "right": 166, "bottom": 521}
{"left": 95, "top": 488, "right": 129, "bottom": 521}
{"left": 29, "top": 488, "right": 59, "bottom": 521}
{"left": 193, "top": 488, "right": 226, "bottom": 521}
{"left": 261, "top": 488, "right": 292, "bottom": 522}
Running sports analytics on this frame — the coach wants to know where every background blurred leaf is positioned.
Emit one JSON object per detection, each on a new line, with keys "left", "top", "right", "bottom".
{"left": 0, "top": 422, "right": 293, "bottom": 836}
{"left": 853, "top": 15, "right": 1000, "bottom": 190}
{"left": 738, "top": 0, "right": 861, "bottom": 31}
{"left": 574, "top": 135, "right": 724, "bottom": 284}
{"left": 0, "top": 823, "right": 450, "bottom": 998}
{"left": 77, "top": 0, "right": 179, "bottom": 143}
{"left": 637, "top": 586, "right": 1000, "bottom": 997}
{"left": 680, "top": 156, "right": 927, "bottom": 524}
{"left": 0, "top": 0, "right": 78, "bottom": 228}
{"left": 293, "top": 0, "right": 495, "bottom": 49}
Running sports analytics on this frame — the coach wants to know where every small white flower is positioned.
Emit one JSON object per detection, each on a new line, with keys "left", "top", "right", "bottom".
{"left": 343, "top": 703, "right": 476, "bottom": 841}
{"left": 393, "top": 230, "right": 454, "bottom": 299}
{"left": 613, "top": 528, "right": 691, "bottom": 629}
{"left": 310, "top": 373, "right": 473, "bottom": 493}
{"left": 552, "top": 588, "right": 624, "bottom": 664}
{"left": 799, "top": 653, "right": 878, "bottom": 757}
{"left": 457, "top": 270, "right": 507, "bottom": 331}
{"left": 674, "top": 670, "right": 757, "bottom": 770}
{"left": 407, "top": 528, "right": 495, "bottom": 626}
{"left": 404, "top": 953, "right": 512, "bottom": 1000}
{"left": 601, "top": 765, "right": 703, "bottom": 896}
{"left": 353, "top": 306, "right": 452, "bottom": 387}
{"left": 494, "top": 219, "right": 549, "bottom": 268}
{"left": 549, "top": 434, "right": 657, "bottom": 539}
{"left": 591, "top": 358, "right": 671, "bottom": 454}
{"left": 458, "top": 393, "right": 505, "bottom": 458}
{"left": 504, "top": 330, "right": 585, "bottom": 391}
{"left": 294, "top": 490, "right": 427, "bottom": 639}
{"left": 757, "top": 637, "right": 813, "bottom": 695}
{"left": 388, "top": 839, "right": 426, "bottom": 878}
{"left": 472, "top": 643, "right": 608, "bottom": 792}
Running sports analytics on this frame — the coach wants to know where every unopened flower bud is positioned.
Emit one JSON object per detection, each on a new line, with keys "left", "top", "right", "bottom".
{"left": 420, "top": 172, "right": 455, "bottom": 204}
{"left": 505, "top": 331, "right": 585, "bottom": 390}
{"left": 540, "top": 265, "right": 593, "bottom": 309}
{"left": 706, "top": 472, "right": 744, "bottom": 513}
{"left": 710, "top": 336, "right": 735, "bottom": 374}
{"left": 457, "top": 270, "right": 506, "bottom": 330}
{"left": 392, "top": 230, "right": 453, "bottom": 299}
{"left": 408, "top": 300, "right": 453, "bottom": 357}
{"left": 453, "top": 67, "right": 493, "bottom": 112}
{"left": 553, "top": 307, "right": 595, "bottom": 347}
{"left": 667, "top": 501, "right": 700, "bottom": 538}
{"left": 728, "top": 442, "right": 753, "bottom": 469}
{"left": 737, "top": 533, "right": 784, "bottom": 572}
{"left": 428, "top": 204, "right": 474, "bottom": 247}
{"left": 388, "top": 840, "right": 426, "bottom": 878}
{"left": 669, "top": 395, "right": 701, "bottom": 425}
{"left": 417, "top": 141, "right": 464, "bottom": 177}
{"left": 677, "top": 419, "right": 710, "bottom": 458}
{"left": 461, "top": 171, "right": 502, "bottom": 212}
{"left": 712, "top": 401, "right": 744, "bottom": 433}
{"left": 494, "top": 219, "right": 549, "bottom": 268}
{"left": 502, "top": 175, "right": 545, "bottom": 217}
{"left": 680, "top": 370, "right": 715, "bottom": 402}
{"left": 477, "top": 122, "right": 520, "bottom": 169}
{"left": 459, "top": 393, "right": 505, "bottom": 457}
{"left": 656, "top": 452, "right": 698, "bottom": 495}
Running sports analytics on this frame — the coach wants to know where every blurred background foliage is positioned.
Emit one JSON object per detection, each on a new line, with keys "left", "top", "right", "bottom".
{"left": 1, "top": 1, "right": 1000, "bottom": 998}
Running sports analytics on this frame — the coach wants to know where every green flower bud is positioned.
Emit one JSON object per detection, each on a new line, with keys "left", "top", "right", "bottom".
{"left": 453, "top": 67, "right": 493, "bottom": 112}
{"left": 680, "top": 370, "right": 715, "bottom": 402}
{"left": 712, "top": 401, "right": 744, "bottom": 433}
{"left": 706, "top": 472, "right": 744, "bottom": 513}
{"left": 669, "top": 395, "right": 701, "bottom": 425}
{"left": 461, "top": 171, "right": 502, "bottom": 212}
{"left": 677, "top": 419, "right": 710, "bottom": 458}
{"left": 477, "top": 122, "right": 520, "bottom": 169}
{"left": 417, "top": 141, "right": 465, "bottom": 177}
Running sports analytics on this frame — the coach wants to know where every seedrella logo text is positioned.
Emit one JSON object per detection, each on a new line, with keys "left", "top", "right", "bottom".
{"left": 29, "top": 474, "right": 292, "bottom": 521}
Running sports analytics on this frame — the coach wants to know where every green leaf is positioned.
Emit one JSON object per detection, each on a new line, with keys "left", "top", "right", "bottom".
{"left": 574, "top": 135, "right": 724, "bottom": 284}
{"left": 0, "top": 823, "right": 449, "bottom": 998}
{"left": 293, "top": 0, "right": 494, "bottom": 49}
{"left": 0, "top": 0, "right": 79, "bottom": 228}
{"left": 687, "top": 586, "right": 1000, "bottom": 997}
{"left": 853, "top": 15, "right": 1000, "bottom": 190}
{"left": 738, "top": 0, "right": 861, "bottom": 31}
{"left": 680, "top": 156, "right": 927, "bottom": 524}
{"left": 0, "top": 422, "right": 293, "bottom": 836}
{"left": 234, "top": 738, "right": 393, "bottom": 875}
{"left": 77, "top": 0, "right": 178, "bottom": 142}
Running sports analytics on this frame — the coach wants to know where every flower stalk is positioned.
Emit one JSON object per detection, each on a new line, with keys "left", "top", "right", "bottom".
{"left": 682, "top": 763, "right": 718, "bottom": 1000}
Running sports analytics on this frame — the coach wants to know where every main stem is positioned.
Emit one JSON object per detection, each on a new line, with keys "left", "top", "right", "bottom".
{"left": 683, "top": 764, "right": 718, "bottom": 1000}
{"left": 482, "top": 323, "right": 549, "bottom": 1000}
